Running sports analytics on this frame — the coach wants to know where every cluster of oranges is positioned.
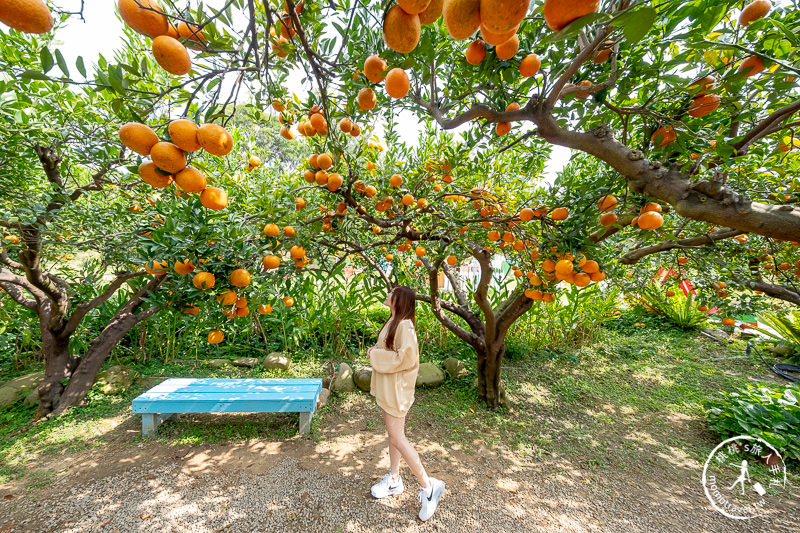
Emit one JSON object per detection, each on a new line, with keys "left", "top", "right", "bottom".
{"left": 596, "top": 194, "right": 664, "bottom": 231}
{"left": 359, "top": 54, "right": 411, "bottom": 102}
{"left": 303, "top": 153, "right": 343, "bottom": 192}
{"left": 119, "top": 119, "right": 232, "bottom": 210}
{"left": 269, "top": 1, "right": 304, "bottom": 59}
{"left": 262, "top": 223, "right": 308, "bottom": 269}
{"left": 117, "top": 0, "right": 206, "bottom": 76}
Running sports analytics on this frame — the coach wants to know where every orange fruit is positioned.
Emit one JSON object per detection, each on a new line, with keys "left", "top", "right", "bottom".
{"left": 688, "top": 94, "right": 721, "bottom": 118}
{"left": 555, "top": 259, "right": 573, "bottom": 275}
{"left": 589, "top": 271, "right": 606, "bottom": 282}
{"left": 637, "top": 211, "right": 664, "bottom": 230}
{"left": 118, "top": 0, "right": 167, "bottom": 38}
{"left": 495, "top": 34, "right": 519, "bottom": 60}
{"left": 152, "top": 35, "right": 191, "bottom": 75}
{"left": 364, "top": 54, "right": 388, "bottom": 83}
{"left": 496, "top": 122, "right": 511, "bottom": 136}
{"left": 593, "top": 48, "right": 611, "bottom": 63}
{"left": 283, "top": 296, "right": 294, "bottom": 307}
{"left": 258, "top": 304, "right": 273, "bottom": 315}
{"left": 397, "top": 0, "right": 431, "bottom": 15}
{"left": 310, "top": 112, "right": 327, "bottom": 133}
{"left": 290, "top": 245, "right": 306, "bottom": 260}
{"left": 519, "top": 53, "right": 541, "bottom": 77}
{"left": 722, "top": 318, "right": 736, "bottom": 326}
{"left": 177, "top": 20, "right": 206, "bottom": 46}
{"left": 208, "top": 330, "right": 224, "bottom": 343}
{"left": 688, "top": 75, "right": 715, "bottom": 96}
{"left": 581, "top": 260, "right": 599, "bottom": 274}
{"left": 150, "top": 142, "right": 186, "bottom": 173}
{"left": 217, "top": 290, "right": 238, "bottom": 306}
{"left": 230, "top": 268, "right": 251, "bottom": 288}
{"left": 488, "top": 230, "right": 501, "bottom": 241}
{"left": 317, "top": 153, "right": 333, "bottom": 169}
{"left": 197, "top": 123, "right": 234, "bottom": 156}
{"left": 480, "top": 22, "right": 517, "bottom": 45}
{"left": 543, "top": 0, "right": 599, "bottom": 31}
{"left": 385, "top": 68, "right": 410, "bottom": 98}
{"left": 350, "top": 124, "right": 361, "bottom": 137}
{"left": 358, "top": 87, "right": 377, "bottom": 110}
{"left": 597, "top": 194, "right": 617, "bottom": 211}
{"left": 417, "top": 198, "right": 429, "bottom": 209}
{"left": 419, "top": 0, "right": 444, "bottom": 25}
{"left": 145, "top": 260, "right": 167, "bottom": 275}
{"left": 599, "top": 212, "right": 618, "bottom": 226}
{"left": 262, "top": 255, "right": 280, "bottom": 269}
{"left": 192, "top": 272, "right": 216, "bottom": 290}
{"left": 339, "top": 117, "right": 353, "bottom": 133}
{"left": 264, "top": 224, "right": 280, "bottom": 237}
{"left": 677, "top": 257, "right": 689, "bottom": 264}
{"left": 174, "top": 166, "right": 207, "bottom": 193}
{"left": 443, "top": 0, "right": 480, "bottom": 40}
{"left": 651, "top": 125, "right": 677, "bottom": 147}
{"left": 327, "top": 173, "right": 343, "bottom": 191}
{"left": 640, "top": 202, "right": 662, "bottom": 213}
{"left": 574, "top": 273, "right": 591, "bottom": 287}
{"left": 235, "top": 306, "right": 250, "bottom": 317}
{"left": 168, "top": 119, "right": 201, "bottom": 152}
{"left": 119, "top": 122, "right": 159, "bottom": 156}
{"left": 446, "top": 255, "right": 458, "bottom": 265}
{"left": 480, "top": 0, "right": 530, "bottom": 34}
{"left": 383, "top": 5, "right": 421, "bottom": 54}
{"left": 390, "top": 174, "right": 403, "bottom": 187}
{"left": 174, "top": 259, "right": 195, "bottom": 275}
{"left": 415, "top": 246, "right": 426, "bottom": 257}
{"left": 280, "top": 125, "right": 294, "bottom": 140}
{"left": 0, "top": 0, "right": 54, "bottom": 34}
{"left": 402, "top": 194, "right": 415, "bottom": 206}
{"left": 519, "top": 207, "right": 534, "bottom": 221}
{"left": 138, "top": 162, "right": 173, "bottom": 188}
{"left": 739, "top": 0, "right": 771, "bottom": 26}
{"left": 550, "top": 207, "right": 568, "bottom": 220}
{"left": 465, "top": 39, "right": 486, "bottom": 65}
{"left": 200, "top": 187, "right": 228, "bottom": 210}
{"left": 738, "top": 55, "right": 765, "bottom": 77}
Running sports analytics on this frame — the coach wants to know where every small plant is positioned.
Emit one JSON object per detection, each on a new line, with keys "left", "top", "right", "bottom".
{"left": 704, "top": 383, "right": 800, "bottom": 461}
{"left": 754, "top": 311, "right": 800, "bottom": 363}
{"left": 638, "top": 282, "right": 707, "bottom": 330}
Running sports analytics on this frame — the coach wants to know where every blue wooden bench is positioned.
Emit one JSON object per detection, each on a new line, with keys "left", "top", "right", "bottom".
{"left": 131, "top": 378, "right": 322, "bottom": 437}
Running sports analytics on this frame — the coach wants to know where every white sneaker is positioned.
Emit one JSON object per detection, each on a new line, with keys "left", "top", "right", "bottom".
{"left": 371, "top": 472, "right": 404, "bottom": 498}
{"left": 418, "top": 477, "right": 445, "bottom": 521}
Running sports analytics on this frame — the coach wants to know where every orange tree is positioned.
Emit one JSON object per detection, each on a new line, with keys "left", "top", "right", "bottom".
{"left": 6, "top": 0, "right": 800, "bottom": 410}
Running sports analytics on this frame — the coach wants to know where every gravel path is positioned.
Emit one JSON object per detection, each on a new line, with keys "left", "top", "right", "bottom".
{"left": 1, "top": 441, "right": 795, "bottom": 533}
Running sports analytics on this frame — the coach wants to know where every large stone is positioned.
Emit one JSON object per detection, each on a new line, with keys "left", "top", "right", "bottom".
{"left": 354, "top": 366, "right": 372, "bottom": 392}
{"left": 232, "top": 357, "right": 259, "bottom": 368}
{"left": 766, "top": 344, "right": 795, "bottom": 356}
{"left": 206, "top": 359, "right": 230, "bottom": 369}
{"left": 317, "top": 388, "right": 331, "bottom": 409}
{"left": 442, "top": 357, "right": 468, "bottom": 379}
{"left": 0, "top": 371, "right": 45, "bottom": 408}
{"left": 331, "top": 362, "right": 354, "bottom": 392}
{"left": 702, "top": 328, "right": 732, "bottom": 341}
{"left": 136, "top": 376, "right": 166, "bottom": 389}
{"left": 264, "top": 352, "right": 291, "bottom": 370}
{"left": 415, "top": 363, "right": 445, "bottom": 388}
{"left": 95, "top": 365, "right": 133, "bottom": 395}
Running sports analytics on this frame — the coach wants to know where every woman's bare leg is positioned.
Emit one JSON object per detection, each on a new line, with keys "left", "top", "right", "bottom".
{"left": 388, "top": 440, "right": 402, "bottom": 479}
{"left": 382, "top": 409, "right": 429, "bottom": 487}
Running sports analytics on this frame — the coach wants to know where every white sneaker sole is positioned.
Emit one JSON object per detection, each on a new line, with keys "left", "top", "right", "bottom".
{"left": 419, "top": 479, "right": 445, "bottom": 521}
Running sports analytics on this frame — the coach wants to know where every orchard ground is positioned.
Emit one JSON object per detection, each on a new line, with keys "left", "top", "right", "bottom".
{"left": 0, "top": 323, "right": 798, "bottom": 532}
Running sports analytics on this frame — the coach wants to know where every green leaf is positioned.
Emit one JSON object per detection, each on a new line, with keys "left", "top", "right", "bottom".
{"left": 21, "top": 70, "right": 51, "bottom": 81}
{"left": 54, "top": 49, "right": 69, "bottom": 78}
{"left": 40, "top": 47, "right": 54, "bottom": 73}
{"left": 616, "top": 6, "right": 656, "bottom": 44}
{"left": 76, "top": 56, "right": 87, "bottom": 78}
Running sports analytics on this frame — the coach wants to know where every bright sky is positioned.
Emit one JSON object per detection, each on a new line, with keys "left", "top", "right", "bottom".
{"left": 55, "top": 1, "right": 570, "bottom": 183}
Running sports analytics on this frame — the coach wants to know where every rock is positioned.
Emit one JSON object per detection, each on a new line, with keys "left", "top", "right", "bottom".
{"left": 322, "top": 376, "right": 332, "bottom": 390}
{"left": 702, "top": 328, "right": 731, "bottom": 341}
{"left": 264, "top": 353, "right": 291, "bottom": 370}
{"left": 0, "top": 371, "right": 45, "bottom": 409}
{"left": 353, "top": 367, "right": 372, "bottom": 392}
{"left": 442, "top": 357, "right": 468, "bottom": 379}
{"left": 766, "top": 344, "right": 794, "bottom": 356}
{"left": 317, "top": 388, "right": 330, "bottom": 409}
{"left": 206, "top": 359, "right": 230, "bottom": 369}
{"left": 232, "top": 357, "right": 259, "bottom": 368}
{"left": 135, "top": 376, "right": 166, "bottom": 389}
{"left": 415, "top": 363, "right": 445, "bottom": 388}
{"left": 95, "top": 365, "right": 133, "bottom": 395}
{"left": 23, "top": 390, "right": 39, "bottom": 406}
{"left": 331, "top": 362, "right": 354, "bottom": 392}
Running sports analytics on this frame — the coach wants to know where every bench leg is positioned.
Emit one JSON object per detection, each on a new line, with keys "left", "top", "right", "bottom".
{"left": 299, "top": 412, "right": 312, "bottom": 434}
{"left": 142, "top": 413, "right": 174, "bottom": 437}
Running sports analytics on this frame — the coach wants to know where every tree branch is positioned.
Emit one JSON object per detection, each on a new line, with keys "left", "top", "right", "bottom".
{"left": 619, "top": 229, "right": 743, "bottom": 264}
{"left": 63, "top": 270, "right": 149, "bottom": 336}
{"left": 744, "top": 279, "right": 800, "bottom": 306}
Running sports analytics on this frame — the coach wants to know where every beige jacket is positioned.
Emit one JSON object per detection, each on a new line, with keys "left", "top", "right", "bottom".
{"left": 369, "top": 318, "right": 419, "bottom": 418}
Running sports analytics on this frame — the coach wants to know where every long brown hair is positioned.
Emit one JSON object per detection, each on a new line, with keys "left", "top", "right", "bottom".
{"left": 384, "top": 285, "right": 416, "bottom": 350}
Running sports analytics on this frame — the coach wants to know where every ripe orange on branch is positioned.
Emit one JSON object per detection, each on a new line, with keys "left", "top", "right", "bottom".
{"left": 197, "top": 123, "right": 234, "bottom": 156}
{"left": 153, "top": 35, "right": 191, "bottom": 76}
{"left": 465, "top": 40, "right": 486, "bottom": 65}
{"left": 519, "top": 54, "right": 541, "bottom": 77}
{"left": 0, "top": 0, "right": 53, "bottom": 34}
{"left": 119, "top": 122, "right": 159, "bottom": 156}
{"left": 200, "top": 187, "right": 228, "bottom": 210}
{"left": 385, "top": 68, "right": 410, "bottom": 98}
{"left": 480, "top": 0, "right": 530, "bottom": 35}
{"left": 419, "top": 0, "right": 444, "bottom": 24}
{"left": 543, "top": 0, "right": 599, "bottom": 31}
{"left": 688, "top": 94, "right": 721, "bottom": 118}
{"left": 442, "top": 0, "right": 480, "bottom": 40}
{"left": 138, "top": 162, "right": 173, "bottom": 188}
{"left": 739, "top": 0, "right": 771, "bottom": 26}
{"left": 383, "top": 5, "right": 421, "bottom": 54}
{"left": 364, "top": 54, "right": 388, "bottom": 83}
{"left": 174, "top": 166, "right": 207, "bottom": 193}
{"left": 358, "top": 88, "right": 377, "bottom": 110}
{"left": 495, "top": 34, "right": 519, "bottom": 60}
{"left": 230, "top": 269, "right": 251, "bottom": 288}
{"left": 118, "top": 0, "right": 167, "bottom": 38}
{"left": 193, "top": 272, "right": 216, "bottom": 290}
{"left": 150, "top": 142, "right": 186, "bottom": 173}
{"left": 168, "top": 119, "right": 201, "bottom": 152}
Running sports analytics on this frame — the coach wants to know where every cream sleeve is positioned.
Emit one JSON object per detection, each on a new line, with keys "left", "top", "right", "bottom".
{"left": 369, "top": 320, "right": 418, "bottom": 374}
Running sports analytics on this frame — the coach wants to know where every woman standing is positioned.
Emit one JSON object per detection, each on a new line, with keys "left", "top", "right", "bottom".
{"left": 367, "top": 285, "right": 445, "bottom": 521}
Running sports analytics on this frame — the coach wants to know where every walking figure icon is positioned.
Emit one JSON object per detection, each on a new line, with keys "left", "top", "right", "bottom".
{"left": 728, "top": 460, "right": 751, "bottom": 496}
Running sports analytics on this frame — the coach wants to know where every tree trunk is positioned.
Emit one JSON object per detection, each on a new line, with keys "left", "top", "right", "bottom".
{"left": 476, "top": 342, "right": 505, "bottom": 409}
{"left": 36, "top": 328, "right": 73, "bottom": 418}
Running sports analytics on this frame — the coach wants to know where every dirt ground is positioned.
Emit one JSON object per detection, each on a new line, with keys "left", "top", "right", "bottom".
{"left": 0, "top": 397, "right": 797, "bottom": 533}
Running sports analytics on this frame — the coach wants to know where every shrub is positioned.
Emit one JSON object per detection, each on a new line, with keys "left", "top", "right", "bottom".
{"left": 755, "top": 311, "right": 800, "bottom": 363}
{"left": 637, "top": 282, "right": 707, "bottom": 330}
{"left": 704, "top": 383, "right": 800, "bottom": 461}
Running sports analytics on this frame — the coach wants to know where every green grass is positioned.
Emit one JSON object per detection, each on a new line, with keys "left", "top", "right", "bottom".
{"left": 1, "top": 321, "right": 798, "bottom": 492}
